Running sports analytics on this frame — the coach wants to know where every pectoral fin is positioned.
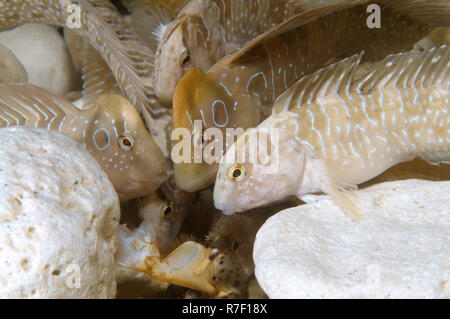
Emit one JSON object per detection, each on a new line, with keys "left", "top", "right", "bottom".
{"left": 320, "top": 164, "right": 363, "bottom": 220}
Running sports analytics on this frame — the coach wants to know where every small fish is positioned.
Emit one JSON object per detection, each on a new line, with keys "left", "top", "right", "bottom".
{"left": 172, "top": 2, "right": 432, "bottom": 192}
{"left": 213, "top": 46, "right": 449, "bottom": 216}
{"left": 0, "top": 0, "right": 170, "bottom": 147}
{"left": 137, "top": 174, "right": 194, "bottom": 254}
{"left": 134, "top": 0, "right": 302, "bottom": 106}
{"left": 0, "top": 83, "right": 170, "bottom": 201}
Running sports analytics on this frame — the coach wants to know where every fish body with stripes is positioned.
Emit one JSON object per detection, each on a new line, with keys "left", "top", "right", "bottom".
{"left": 172, "top": 1, "right": 433, "bottom": 192}
{"left": 0, "top": 84, "right": 170, "bottom": 201}
{"left": 142, "top": 0, "right": 450, "bottom": 106}
{"left": 213, "top": 46, "right": 450, "bottom": 216}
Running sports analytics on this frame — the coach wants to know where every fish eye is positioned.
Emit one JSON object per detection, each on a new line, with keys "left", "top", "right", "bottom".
{"left": 181, "top": 50, "right": 191, "bottom": 66}
{"left": 227, "top": 164, "right": 247, "bottom": 182}
{"left": 118, "top": 132, "right": 135, "bottom": 151}
{"left": 182, "top": 55, "right": 191, "bottom": 66}
{"left": 160, "top": 201, "right": 173, "bottom": 218}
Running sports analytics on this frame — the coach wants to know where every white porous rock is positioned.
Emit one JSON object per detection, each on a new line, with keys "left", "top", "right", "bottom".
{"left": 0, "top": 23, "right": 78, "bottom": 95}
{"left": 0, "top": 43, "right": 28, "bottom": 83}
{"left": 254, "top": 179, "right": 450, "bottom": 299}
{"left": 0, "top": 127, "right": 120, "bottom": 298}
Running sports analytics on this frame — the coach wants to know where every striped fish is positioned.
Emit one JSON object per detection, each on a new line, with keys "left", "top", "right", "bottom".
{"left": 213, "top": 46, "right": 450, "bottom": 216}
{"left": 172, "top": 2, "right": 432, "bottom": 192}
{"left": 134, "top": 0, "right": 304, "bottom": 106}
{"left": 0, "top": 0, "right": 170, "bottom": 146}
{"left": 0, "top": 83, "right": 170, "bottom": 201}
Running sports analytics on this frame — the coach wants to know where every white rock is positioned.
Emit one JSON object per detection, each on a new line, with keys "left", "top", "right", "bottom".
{"left": 0, "top": 23, "right": 78, "bottom": 96}
{"left": 254, "top": 180, "right": 450, "bottom": 299}
{"left": 0, "top": 127, "right": 120, "bottom": 298}
{"left": 0, "top": 43, "right": 28, "bottom": 83}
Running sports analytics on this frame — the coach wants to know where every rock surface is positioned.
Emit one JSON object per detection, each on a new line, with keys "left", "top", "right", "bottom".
{"left": 0, "top": 23, "right": 79, "bottom": 95}
{"left": 0, "top": 127, "right": 120, "bottom": 298}
{"left": 0, "top": 43, "right": 28, "bottom": 83}
{"left": 254, "top": 179, "right": 450, "bottom": 298}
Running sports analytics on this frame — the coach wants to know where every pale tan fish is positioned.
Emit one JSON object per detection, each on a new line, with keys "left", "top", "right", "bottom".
{"left": 0, "top": 0, "right": 169, "bottom": 146}
{"left": 133, "top": 0, "right": 304, "bottom": 106}
{"left": 172, "top": 2, "right": 432, "bottom": 192}
{"left": 213, "top": 46, "right": 449, "bottom": 216}
{"left": 119, "top": 182, "right": 193, "bottom": 257}
{"left": 128, "top": 0, "right": 189, "bottom": 52}
{"left": 0, "top": 83, "right": 169, "bottom": 201}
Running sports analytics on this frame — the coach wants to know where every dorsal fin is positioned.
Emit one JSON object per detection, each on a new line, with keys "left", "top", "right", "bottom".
{"left": 273, "top": 46, "right": 450, "bottom": 113}
{"left": 78, "top": 0, "right": 148, "bottom": 107}
{"left": 130, "top": 5, "right": 172, "bottom": 52}
{"left": 356, "top": 45, "right": 450, "bottom": 94}
{"left": 210, "top": 1, "right": 367, "bottom": 71}
{"left": 273, "top": 53, "right": 363, "bottom": 113}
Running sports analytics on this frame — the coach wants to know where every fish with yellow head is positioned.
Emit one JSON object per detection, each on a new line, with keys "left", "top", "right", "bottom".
{"left": 172, "top": 68, "right": 263, "bottom": 192}
{"left": 130, "top": 0, "right": 301, "bottom": 106}
{"left": 172, "top": 1, "right": 432, "bottom": 192}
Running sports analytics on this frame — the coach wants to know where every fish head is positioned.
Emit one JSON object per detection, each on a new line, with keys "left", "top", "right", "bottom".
{"left": 91, "top": 94, "right": 169, "bottom": 201}
{"left": 154, "top": 11, "right": 225, "bottom": 106}
{"left": 214, "top": 121, "right": 305, "bottom": 214}
{"left": 172, "top": 67, "right": 234, "bottom": 192}
{"left": 139, "top": 177, "right": 194, "bottom": 254}
{"left": 154, "top": 22, "right": 191, "bottom": 106}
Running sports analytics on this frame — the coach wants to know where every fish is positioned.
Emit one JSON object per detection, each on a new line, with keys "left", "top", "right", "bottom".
{"left": 172, "top": 2, "right": 432, "bottom": 192}
{"left": 0, "top": 83, "right": 170, "bottom": 201}
{"left": 213, "top": 46, "right": 449, "bottom": 216}
{"left": 0, "top": 0, "right": 170, "bottom": 149}
{"left": 133, "top": 0, "right": 305, "bottom": 106}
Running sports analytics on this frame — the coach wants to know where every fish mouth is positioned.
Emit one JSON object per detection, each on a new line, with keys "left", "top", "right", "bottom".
{"left": 117, "top": 176, "right": 157, "bottom": 201}
{"left": 213, "top": 186, "right": 244, "bottom": 215}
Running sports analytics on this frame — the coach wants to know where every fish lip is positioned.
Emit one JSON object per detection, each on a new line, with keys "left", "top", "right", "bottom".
{"left": 118, "top": 176, "right": 157, "bottom": 200}
{"left": 213, "top": 189, "right": 243, "bottom": 215}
